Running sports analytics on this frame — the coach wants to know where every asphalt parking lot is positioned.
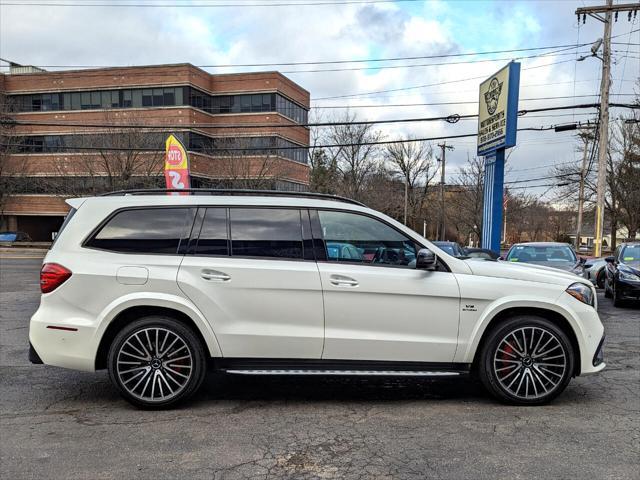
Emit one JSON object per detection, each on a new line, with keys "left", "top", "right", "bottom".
{"left": 1, "top": 256, "right": 639, "bottom": 480}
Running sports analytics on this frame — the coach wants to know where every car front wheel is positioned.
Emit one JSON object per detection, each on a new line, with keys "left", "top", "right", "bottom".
{"left": 479, "top": 316, "right": 574, "bottom": 405}
{"left": 107, "top": 316, "right": 207, "bottom": 409}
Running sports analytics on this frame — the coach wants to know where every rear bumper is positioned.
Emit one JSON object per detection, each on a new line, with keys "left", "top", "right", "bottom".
{"left": 29, "top": 306, "right": 98, "bottom": 372}
{"left": 28, "top": 342, "right": 43, "bottom": 364}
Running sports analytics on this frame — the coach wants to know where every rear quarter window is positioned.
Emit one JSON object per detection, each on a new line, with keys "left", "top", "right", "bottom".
{"left": 85, "top": 207, "right": 195, "bottom": 254}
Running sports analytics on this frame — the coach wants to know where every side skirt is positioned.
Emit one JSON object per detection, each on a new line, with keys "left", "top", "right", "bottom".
{"left": 213, "top": 358, "right": 471, "bottom": 377}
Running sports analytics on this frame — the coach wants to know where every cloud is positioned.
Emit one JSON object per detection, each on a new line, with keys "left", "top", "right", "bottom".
{"left": 1, "top": 0, "right": 637, "bottom": 194}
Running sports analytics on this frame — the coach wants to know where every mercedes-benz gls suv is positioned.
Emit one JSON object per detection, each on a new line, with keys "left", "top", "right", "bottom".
{"left": 29, "top": 191, "right": 605, "bottom": 408}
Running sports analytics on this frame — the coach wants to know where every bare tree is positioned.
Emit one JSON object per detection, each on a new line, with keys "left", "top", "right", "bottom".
{"left": 0, "top": 93, "right": 36, "bottom": 225}
{"left": 323, "top": 111, "right": 383, "bottom": 201}
{"left": 610, "top": 113, "right": 640, "bottom": 240}
{"left": 448, "top": 155, "right": 485, "bottom": 245}
{"left": 383, "top": 137, "right": 436, "bottom": 229}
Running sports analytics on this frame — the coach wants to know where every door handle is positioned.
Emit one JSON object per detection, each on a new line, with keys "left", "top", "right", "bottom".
{"left": 330, "top": 274, "right": 359, "bottom": 287}
{"left": 201, "top": 269, "right": 231, "bottom": 282}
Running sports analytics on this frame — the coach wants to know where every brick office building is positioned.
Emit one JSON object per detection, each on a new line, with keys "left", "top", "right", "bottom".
{"left": 0, "top": 63, "right": 310, "bottom": 240}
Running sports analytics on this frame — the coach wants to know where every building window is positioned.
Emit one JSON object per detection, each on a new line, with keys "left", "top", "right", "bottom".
{"left": 7, "top": 87, "right": 308, "bottom": 125}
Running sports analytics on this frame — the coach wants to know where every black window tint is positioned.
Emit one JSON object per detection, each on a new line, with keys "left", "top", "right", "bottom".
{"left": 196, "top": 208, "right": 229, "bottom": 256}
{"left": 87, "top": 208, "right": 194, "bottom": 254}
{"left": 318, "top": 210, "right": 418, "bottom": 267}
{"left": 230, "top": 208, "right": 303, "bottom": 259}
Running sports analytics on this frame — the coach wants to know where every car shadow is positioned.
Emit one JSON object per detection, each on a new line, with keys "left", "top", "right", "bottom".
{"left": 195, "top": 373, "right": 488, "bottom": 404}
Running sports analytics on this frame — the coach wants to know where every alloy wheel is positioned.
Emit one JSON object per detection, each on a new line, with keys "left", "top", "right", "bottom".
{"left": 116, "top": 327, "right": 193, "bottom": 403}
{"left": 493, "top": 326, "right": 567, "bottom": 400}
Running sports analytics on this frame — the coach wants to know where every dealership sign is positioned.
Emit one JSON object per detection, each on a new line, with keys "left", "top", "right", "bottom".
{"left": 164, "top": 134, "right": 191, "bottom": 195}
{"left": 477, "top": 62, "right": 520, "bottom": 156}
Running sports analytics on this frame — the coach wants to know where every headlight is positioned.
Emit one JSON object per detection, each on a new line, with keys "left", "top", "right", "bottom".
{"left": 618, "top": 270, "right": 640, "bottom": 282}
{"left": 566, "top": 282, "right": 594, "bottom": 306}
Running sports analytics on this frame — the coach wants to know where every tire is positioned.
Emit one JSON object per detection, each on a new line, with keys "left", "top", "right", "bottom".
{"left": 596, "top": 269, "right": 606, "bottom": 289}
{"left": 613, "top": 283, "right": 624, "bottom": 308}
{"left": 604, "top": 279, "right": 613, "bottom": 298}
{"left": 107, "top": 316, "right": 207, "bottom": 409}
{"left": 478, "top": 316, "right": 575, "bottom": 405}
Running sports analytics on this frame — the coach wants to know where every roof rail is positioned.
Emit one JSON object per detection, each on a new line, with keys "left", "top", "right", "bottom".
{"left": 100, "top": 188, "right": 366, "bottom": 207}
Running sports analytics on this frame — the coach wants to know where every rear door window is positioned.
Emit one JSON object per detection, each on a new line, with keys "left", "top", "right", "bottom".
{"left": 229, "top": 208, "right": 303, "bottom": 259}
{"left": 86, "top": 208, "right": 195, "bottom": 254}
{"left": 195, "top": 208, "right": 229, "bottom": 256}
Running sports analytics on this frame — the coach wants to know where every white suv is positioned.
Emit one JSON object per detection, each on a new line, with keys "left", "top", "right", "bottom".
{"left": 29, "top": 190, "right": 605, "bottom": 408}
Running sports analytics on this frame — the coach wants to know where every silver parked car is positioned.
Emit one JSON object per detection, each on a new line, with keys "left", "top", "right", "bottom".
{"left": 583, "top": 257, "right": 607, "bottom": 289}
{"left": 505, "top": 242, "right": 585, "bottom": 276}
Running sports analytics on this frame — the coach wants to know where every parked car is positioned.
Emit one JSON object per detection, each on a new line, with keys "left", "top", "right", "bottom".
{"left": 505, "top": 242, "right": 585, "bottom": 275}
{"left": 0, "top": 231, "right": 32, "bottom": 242}
{"left": 604, "top": 242, "right": 640, "bottom": 307}
{"left": 30, "top": 190, "right": 604, "bottom": 408}
{"left": 583, "top": 257, "right": 607, "bottom": 289}
{"left": 464, "top": 247, "right": 499, "bottom": 260}
{"left": 431, "top": 241, "right": 467, "bottom": 258}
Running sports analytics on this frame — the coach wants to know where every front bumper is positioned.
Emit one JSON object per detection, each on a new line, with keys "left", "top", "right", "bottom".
{"left": 616, "top": 279, "right": 640, "bottom": 300}
{"left": 592, "top": 335, "right": 605, "bottom": 367}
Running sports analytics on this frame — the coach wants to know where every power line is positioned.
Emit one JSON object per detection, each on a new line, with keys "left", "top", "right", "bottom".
{"left": 6, "top": 101, "right": 635, "bottom": 131}
{"left": 0, "top": 0, "right": 427, "bottom": 7}
{"left": 311, "top": 93, "right": 637, "bottom": 109}
{"left": 312, "top": 58, "right": 603, "bottom": 100}
{"left": 3, "top": 114, "right": 636, "bottom": 153}
{"left": 0, "top": 42, "right": 593, "bottom": 69}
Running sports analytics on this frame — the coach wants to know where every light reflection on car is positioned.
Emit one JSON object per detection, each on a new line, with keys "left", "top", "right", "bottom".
{"left": 505, "top": 242, "right": 585, "bottom": 275}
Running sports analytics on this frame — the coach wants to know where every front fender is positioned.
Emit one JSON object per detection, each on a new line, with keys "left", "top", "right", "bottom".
{"left": 454, "top": 294, "right": 587, "bottom": 365}
{"left": 93, "top": 292, "right": 223, "bottom": 358}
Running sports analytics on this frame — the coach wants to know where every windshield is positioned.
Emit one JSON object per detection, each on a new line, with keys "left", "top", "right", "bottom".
{"left": 507, "top": 245, "right": 577, "bottom": 265}
{"left": 433, "top": 242, "right": 464, "bottom": 257}
{"left": 620, "top": 245, "right": 640, "bottom": 265}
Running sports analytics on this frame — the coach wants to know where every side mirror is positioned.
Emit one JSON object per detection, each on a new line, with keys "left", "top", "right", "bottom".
{"left": 579, "top": 257, "right": 586, "bottom": 264}
{"left": 416, "top": 248, "right": 437, "bottom": 270}
{"left": 604, "top": 256, "right": 615, "bottom": 264}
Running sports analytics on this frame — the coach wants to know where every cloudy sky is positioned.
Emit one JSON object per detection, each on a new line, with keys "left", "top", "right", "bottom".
{"left": 1, "top": 0, "right": 638, "bottom": 196}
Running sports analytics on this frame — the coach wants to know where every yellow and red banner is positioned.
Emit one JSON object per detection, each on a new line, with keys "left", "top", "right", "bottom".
{"left": 164, "top": 134, "right": 191, "bottom": 195}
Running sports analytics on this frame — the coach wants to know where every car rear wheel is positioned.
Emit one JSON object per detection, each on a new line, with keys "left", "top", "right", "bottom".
{"left": 478, "top": 316, "right": 574, "bottom": 405}
{"left": 596, "top": 268, "right": 606, "bottom": 289}
{"left": 107, "top": 316, "right": 207, "bottom": 409}
{"left": 613, "top": 283, "right": 624, "bottom": 308}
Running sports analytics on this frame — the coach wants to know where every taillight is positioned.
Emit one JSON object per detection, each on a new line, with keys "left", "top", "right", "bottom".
{"left": 40, "top": 263, "right": 72, "bottom": 293}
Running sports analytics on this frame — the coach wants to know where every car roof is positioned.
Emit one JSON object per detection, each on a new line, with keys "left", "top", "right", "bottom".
{"left": 68, "top": 194, "right": 371, "bottom": 212}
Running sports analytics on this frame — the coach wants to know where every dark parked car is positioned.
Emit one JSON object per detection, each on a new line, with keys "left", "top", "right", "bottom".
{"left": 604, "top": 243, "right": 640, "bottom": 307}
{"left": 505, "top": 242, "right": 585, "bottom": 275}
{"left": 432, "top": 241, "right": 466, "bottom": 258}
{"left": 0, "top": 231, "right": 32, "bottom": 242}
{"left": 464, "top": 247, "right": 499, "bottom": 260}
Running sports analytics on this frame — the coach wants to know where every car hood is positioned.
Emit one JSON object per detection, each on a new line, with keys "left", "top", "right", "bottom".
{"left": 619, "top": 262, "right": 640, "bottom": 276}
{"left": 464, "top": 259, "right": 586, "bottom": 287}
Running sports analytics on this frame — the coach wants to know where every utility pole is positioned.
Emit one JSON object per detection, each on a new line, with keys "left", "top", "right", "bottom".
{"left": 575, "top": 129, "right": 596, "bottom": 251}
{"left": 576, "top": 1, "right": 638, "bottom": 257}
{"left": 437, "top": 142, "right": 454, "bottom": 241}
{"left": 403, "top": 174, "right": 408, "bottom": 226}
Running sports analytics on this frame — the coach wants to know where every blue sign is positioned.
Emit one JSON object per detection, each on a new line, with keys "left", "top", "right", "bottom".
{"left": 479, "top": 62, "right": 520, "bottom": 253}
{"left": 477, "top": 62, "right": 520, "bottom": 156}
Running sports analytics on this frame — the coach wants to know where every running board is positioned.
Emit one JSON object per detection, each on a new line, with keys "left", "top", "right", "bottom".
{"left": 224, "top": 369, "right": 463, "bottom": 377}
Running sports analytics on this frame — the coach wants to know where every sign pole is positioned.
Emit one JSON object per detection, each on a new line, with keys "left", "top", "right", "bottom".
{"left": 481, "top": 149, "right": 505, "bottom": 253}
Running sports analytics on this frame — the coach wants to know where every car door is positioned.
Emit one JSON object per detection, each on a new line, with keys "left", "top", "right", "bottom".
{"left": 177, "top": 207, "right": 324, "bottom": 359}
{"left": 314, "top": 209, "right": 461, "bottom": 363}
